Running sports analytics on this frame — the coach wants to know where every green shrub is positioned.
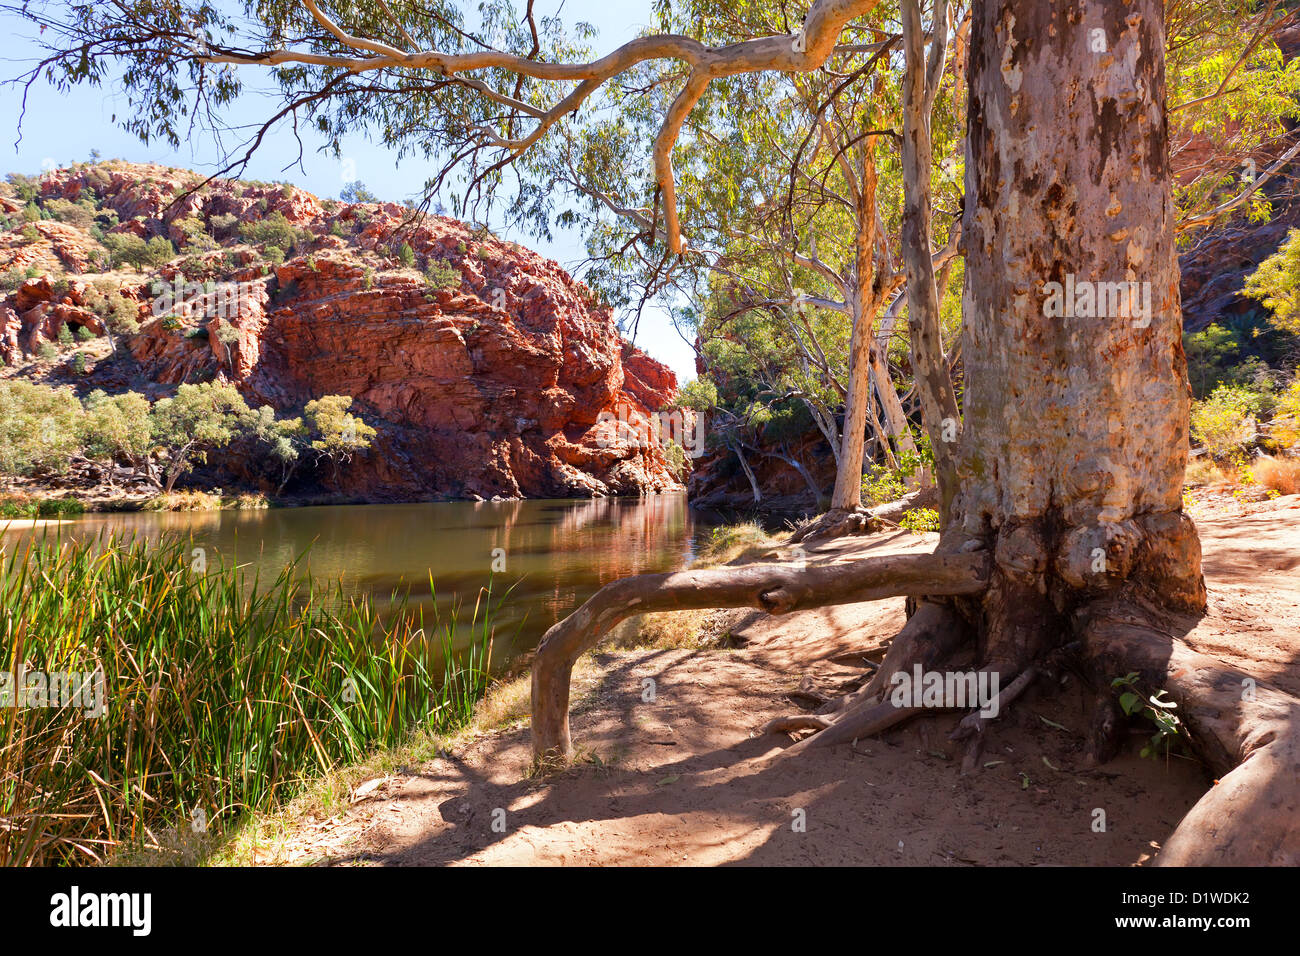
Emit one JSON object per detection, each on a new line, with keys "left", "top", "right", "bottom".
{"left": 84, "top": 284, "right": 140, "bottom": 336}
{"left": 42, "top": 198, "right": 97, "bottom": 229}
{"left": 862, "top": 464, "right": 907, "bottom": 506}
{"left": 899, "top": 507, "right": 941, "bottom": 534}
{"left": 1246, "top": 227, "right": 1300, "bottom": 334}
{"left": 1190, "top": 383, "right": 1271, "bottom": 461}
{"left": 238, "top": 211, "right": 308, "bottom": 251}
{"left": 208, "top": 212, "right": 238, "bottom": 235}
{"left": 424, "top": 259, "right": 461, "bottom": 290}
{"left": 101, "top": 233, "right": 175, "bottom": 270}
{"left": 0, "top": 497, "right": 84, "bottom": 518}
{"left": 1270, "top": 374, "right": 1300, "bottom": 449}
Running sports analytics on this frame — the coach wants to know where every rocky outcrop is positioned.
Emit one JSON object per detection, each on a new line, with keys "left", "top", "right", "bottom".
{"left": 0, "top": 161, "right": 681, "bottom": 500}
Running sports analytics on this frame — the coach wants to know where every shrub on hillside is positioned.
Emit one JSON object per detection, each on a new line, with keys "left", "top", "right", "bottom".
{"left": 238, "top": 211, "right": 309, "bottom": 251}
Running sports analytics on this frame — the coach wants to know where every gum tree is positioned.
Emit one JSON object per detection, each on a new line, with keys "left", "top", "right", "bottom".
{"left": 149, "top": 382, "right": 251, "bottom": 492}
{"left": 12, "top": 0, "right": 1297, "bottom": 864}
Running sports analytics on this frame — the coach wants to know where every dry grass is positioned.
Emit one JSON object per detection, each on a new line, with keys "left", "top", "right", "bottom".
{"left": 141, "top": 490, "right": 224, "bottom": 511}
{"left": 696, "top": 520, "right": 786, "bottom": 565}
{"left": 1184, "top": 458, "right": 1229, "bottom": 488}
{"left": 607, "top": 607, "right": 721, "bottom": 650}
{"left": 601, "top": 521, "right": 789, "bottom": 651}
{"left": 1254, "top": 456, "right": 1300, "bottom": 496}
{"left": 141, "top": 491, "right": 269, "bottom": 511}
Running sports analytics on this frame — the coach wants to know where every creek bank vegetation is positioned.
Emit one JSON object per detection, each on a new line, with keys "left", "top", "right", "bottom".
{"left": 0, "top": 532, "right": 500, "bottom": 866}
{"left": 0, "top": 378, "right": 376, "bottom": 510}
{"left": 8, "top": 0, "right": 1300, "bottom": 865}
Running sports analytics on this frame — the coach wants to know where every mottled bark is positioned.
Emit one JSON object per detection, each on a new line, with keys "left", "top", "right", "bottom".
{"left": 954, "top": 0, "right": 1203, "bottom": 672}
{"left": 901, "top": 0, "right": 962, "bottom": 519}
{"left": 830, "top": 142, "right": 883, "bottom": 511}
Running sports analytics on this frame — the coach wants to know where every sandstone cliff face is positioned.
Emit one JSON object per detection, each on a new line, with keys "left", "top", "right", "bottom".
{"left": 0, "top": 162, "right": 681, "bottom": 500}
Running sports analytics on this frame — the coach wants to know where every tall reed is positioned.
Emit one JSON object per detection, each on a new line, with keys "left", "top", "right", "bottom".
{"left": 0, "top": 531, "right": 501, "bottom": 865}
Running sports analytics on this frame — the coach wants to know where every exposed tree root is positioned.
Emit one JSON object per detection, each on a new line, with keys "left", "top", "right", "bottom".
{"left": 783, "top": 688, "right": 832, "bottom": 707}
{"left": 760, "top": 714, "right": 833, "bottom": 735}
{"left": 1080, "top": 598, "right": 1300, "bottom": 866}
{"left": 765, "top": 601, "right": 970, "bottom": 753}
{"left": 530, "top": 551, "right": 990, "bottom": 763}
{"left": 949, "top": 666, "right": 1037, "bottom": 773}
{"left": 784, "top": 701, "right": 923, "bottom": 755}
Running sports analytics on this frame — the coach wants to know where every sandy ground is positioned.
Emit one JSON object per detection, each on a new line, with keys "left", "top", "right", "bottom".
{"left": 264, "top": 494, "right": 1300, "bottom": 867}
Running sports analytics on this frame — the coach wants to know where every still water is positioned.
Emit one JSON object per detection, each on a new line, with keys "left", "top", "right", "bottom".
{"left": 9, "top": 494, "right": 723, "bottom": 672}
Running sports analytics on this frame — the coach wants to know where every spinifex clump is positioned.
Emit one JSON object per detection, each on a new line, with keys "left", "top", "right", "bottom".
{"left": 0, "top": 531, "right": 501, "bottom": 865}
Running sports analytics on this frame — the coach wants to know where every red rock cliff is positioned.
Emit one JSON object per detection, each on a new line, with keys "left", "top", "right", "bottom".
{"left": 0, "top": 162, "right": 681, "bottom": 500}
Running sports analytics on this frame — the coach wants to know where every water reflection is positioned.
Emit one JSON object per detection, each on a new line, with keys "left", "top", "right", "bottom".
{"left": 5, "top": 494, "right": 718, "bottom": 672}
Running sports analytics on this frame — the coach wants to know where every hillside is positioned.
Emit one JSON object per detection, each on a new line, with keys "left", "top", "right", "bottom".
{"left": 0, "top": 161, "right": 682, "bottom": 502}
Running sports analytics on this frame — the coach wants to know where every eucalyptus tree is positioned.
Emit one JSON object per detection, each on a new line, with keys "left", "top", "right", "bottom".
{"left": 12, "top": 0, "right": 1298, "bottom": 864}
{"left": 544, "top": 1, "right": 970, "bottom": 516}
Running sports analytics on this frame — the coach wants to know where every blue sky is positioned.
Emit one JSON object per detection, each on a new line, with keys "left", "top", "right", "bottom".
{"left": 0, "top": 1, "right": 700, "bottom": 382}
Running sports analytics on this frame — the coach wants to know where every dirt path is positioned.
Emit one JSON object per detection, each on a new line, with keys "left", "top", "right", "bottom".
{"left": 264, "top": 496, "right": 1300, "bottom": 866}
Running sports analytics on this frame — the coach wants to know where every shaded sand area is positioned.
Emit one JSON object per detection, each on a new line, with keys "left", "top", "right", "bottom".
{"left": 257, "top": 495, "right": 1300, "bottom": 866}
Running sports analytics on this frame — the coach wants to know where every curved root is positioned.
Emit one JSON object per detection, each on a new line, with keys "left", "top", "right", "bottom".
{"left": 760, "top": 714, "right": 833, "bottom": 735}
{"left": 531, "top": 550, "right": 991, "bottom": 764}
{"left": 1081, "top": 598, "right": 1300, "bottom": 866}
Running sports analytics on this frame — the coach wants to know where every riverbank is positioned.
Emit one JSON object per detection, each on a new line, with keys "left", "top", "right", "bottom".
{"left": 0, "top": 480, "right": 703, "bottom": 516}
{"left": 224, "top": 493, "right": 1300, "bottom": 867}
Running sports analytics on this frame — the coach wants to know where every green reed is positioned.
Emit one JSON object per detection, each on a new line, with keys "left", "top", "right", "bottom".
{"left": 0, "top": 531, "right": 501, "bottom": 865}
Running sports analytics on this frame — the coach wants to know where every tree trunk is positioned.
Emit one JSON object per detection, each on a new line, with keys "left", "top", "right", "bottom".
{"left": 829, "top": 138, "right": 882, "bottom": 512}
{"left": 731, "top": 441, "right": 762, "bottom": 504}
{"left": 953, "top": 0, "right": 1203, "bottom": 672}
{"left": 901, "top": 0, "right": 962, "bottom": 519}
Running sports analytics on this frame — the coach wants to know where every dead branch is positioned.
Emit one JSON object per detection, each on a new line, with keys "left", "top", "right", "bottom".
{"left": 531, "top": 549, "right": 990, "bottom": 762}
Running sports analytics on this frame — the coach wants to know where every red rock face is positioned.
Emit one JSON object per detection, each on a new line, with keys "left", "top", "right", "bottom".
{"left": 0, "top": 161, "right": 679, "bottom": 500}
{"left": 0, "top": 161, "right": 686, "bottom": 502}
{"left": 209, "top": 241, "right": 684, "bottom": 499}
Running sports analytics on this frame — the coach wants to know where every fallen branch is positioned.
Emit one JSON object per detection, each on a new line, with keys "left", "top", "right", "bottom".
{"left": 531, "top": 550, "right": 990, "bottom": 763}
